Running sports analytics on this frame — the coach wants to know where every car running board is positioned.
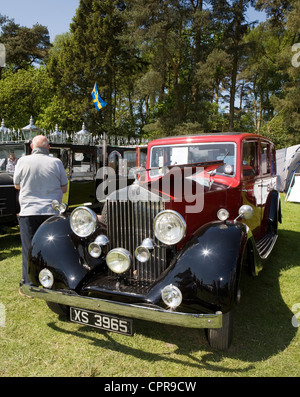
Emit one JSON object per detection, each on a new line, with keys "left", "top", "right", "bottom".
{"left": 256, "top": 233, "right": 278, "bottom": 259}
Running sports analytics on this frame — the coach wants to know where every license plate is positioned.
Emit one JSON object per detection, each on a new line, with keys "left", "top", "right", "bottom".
{"left": 70, "top": 307, "right": 133, "bottom": 336}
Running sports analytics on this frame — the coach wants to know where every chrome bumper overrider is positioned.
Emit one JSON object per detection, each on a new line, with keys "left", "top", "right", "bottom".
{"left": 20, "top": 283, "right": 222, "bottom": 329}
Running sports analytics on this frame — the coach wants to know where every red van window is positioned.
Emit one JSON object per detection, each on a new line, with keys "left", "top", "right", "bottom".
{"left": 261, "top": 142, "right": 271, "bottom": 175}
{"left": 242, "top": 141, "right": 258, "bottom": 177}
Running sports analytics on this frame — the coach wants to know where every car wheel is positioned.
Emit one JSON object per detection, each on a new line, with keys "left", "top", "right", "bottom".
{"left": 206, "top": 309, "right": 233, "bottom": 350}
{"left": 46, "top": 301, "right": 69, "bottom": 316}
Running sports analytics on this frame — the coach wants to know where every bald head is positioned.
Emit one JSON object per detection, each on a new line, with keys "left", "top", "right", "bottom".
{"left": 31, "top": 135, "right": 50, "bottom": 149}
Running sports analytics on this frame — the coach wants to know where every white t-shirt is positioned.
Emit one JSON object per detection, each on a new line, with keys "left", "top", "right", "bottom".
{"left": 13, "top": 147, "right": 68, "bottom": 216}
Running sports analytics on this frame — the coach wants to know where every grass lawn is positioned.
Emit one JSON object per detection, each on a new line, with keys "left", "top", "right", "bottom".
{"left": 0, "top": 195, "right": 299, "bottom": 377}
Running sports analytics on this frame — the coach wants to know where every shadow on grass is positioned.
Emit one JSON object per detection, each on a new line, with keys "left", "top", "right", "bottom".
{"left": 48, "top": 321, "right": 256, "bottom": 374}
{"left": 0, "top": 227, "right": 21, "bottom": 261}
{"left": 46, "top": 229, "right": 299, "bottom": 374}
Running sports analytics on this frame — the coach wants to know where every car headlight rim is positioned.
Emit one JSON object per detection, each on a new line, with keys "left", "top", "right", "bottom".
{"left": 161, "top": 284, "right": 182, "bottom": 309}
{"left": 217, "top": 208, "right": 229, "bottom": 221}
{"left": 153, "top": 210, "right": 186, "bottom": 245}
{"left": 135, "top": 246, "right": 151, "bottom": 263}
{"left": 70, "top": 206, "right": 97, "bottom": 238}
{"left": 39, "top": 268, "right": 54, "bottom": 289}
{"left": 88, "top": 242, "right": 102, "bottom": 258}
{"left": 95, "top": 234, "right": 109, "bottom": 247}
{"left": 106, "top": 248, "right": 131, "bottom": 274}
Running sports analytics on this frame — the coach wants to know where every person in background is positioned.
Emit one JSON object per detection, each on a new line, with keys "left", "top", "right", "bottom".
{"left": 6, "top": 151, "right": 17, "bottom": 173}
{"left": 13, "top": 135, "right": 68, "bottom": 293}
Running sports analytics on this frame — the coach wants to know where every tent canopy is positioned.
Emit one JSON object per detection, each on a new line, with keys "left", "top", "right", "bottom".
{"left": 276, "top": 144, "right": 300, "bottom": 192}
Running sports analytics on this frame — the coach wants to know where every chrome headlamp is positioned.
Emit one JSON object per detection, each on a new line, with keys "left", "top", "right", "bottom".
{"left": 88, "top": 234, "right": 109, "bottom": 258}
{"left": 106, "top": 248, "right": 131, "bottom": 274}
{"left": 161, "top": 284, "right": 182, "bottom": 309}
{"left": 70, "top": 206, "right": 97, "bottom": 238}
{"left": 153, "top": 210, "right": 186, "bottom": 245}
{"left": 88, "top": 242, "right": 102, "bottom": 258}
{"left": 217, "top": 208, "right": 229, "bottom": 221}
{"left": 135, "top": 246, "right": 150, "bottom": 263}
{"left": 39, "top": 268, "right": 54, "bottom": 289}
{"left": 135, "top": 238, "right": 154, "bottom": 263}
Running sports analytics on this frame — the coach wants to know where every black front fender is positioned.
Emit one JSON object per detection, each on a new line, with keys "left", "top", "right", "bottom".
{"left": 148, "top": 221, "right": 248, "bottom": 313}
{"left": 28, "top": 215, "right": 103, "bottom": 290}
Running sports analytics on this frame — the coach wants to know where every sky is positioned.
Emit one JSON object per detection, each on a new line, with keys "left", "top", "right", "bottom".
{"left": 0, "top": 0, "right": 80, "bottom": 42}
{"left": 0, "top": 0, "right": 266, "bottom": 43}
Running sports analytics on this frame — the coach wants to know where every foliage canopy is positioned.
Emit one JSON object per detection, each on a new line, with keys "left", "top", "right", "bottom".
{"left": 0, "top": 0, "right": 299, "bottom": 148}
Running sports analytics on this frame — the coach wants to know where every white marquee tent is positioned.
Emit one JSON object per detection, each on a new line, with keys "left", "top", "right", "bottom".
{"left": 276, "top": 144, "right": 300, "bottom": 202}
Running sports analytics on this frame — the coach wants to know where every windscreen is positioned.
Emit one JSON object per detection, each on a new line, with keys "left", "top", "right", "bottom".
{"left": 149, "top": 142, "right": 236, "bottom": 178}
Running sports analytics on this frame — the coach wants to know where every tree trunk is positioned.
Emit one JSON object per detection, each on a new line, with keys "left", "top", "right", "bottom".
{"left": 257, "top": 94, "right": 263, "bottom": 133}
{"left": 190, "top": 0, "right": 203, "bottom": 103}
{"left": 229, "top": 57, "right": 238, "bottom": 131}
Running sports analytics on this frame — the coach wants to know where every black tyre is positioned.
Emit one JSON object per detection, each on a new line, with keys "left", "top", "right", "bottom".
{"left": 46, "top": 301, "right": 69, "bottom": 316}
{"left": 206, "top": 310, "right": 234, "bottom": 350}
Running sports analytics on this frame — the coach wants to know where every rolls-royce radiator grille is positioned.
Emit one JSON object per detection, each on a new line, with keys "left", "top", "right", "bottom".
{"left": 107, "top": 200, "right": 166, "bottom": 285}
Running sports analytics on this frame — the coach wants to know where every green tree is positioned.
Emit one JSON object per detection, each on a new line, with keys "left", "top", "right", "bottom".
{"left": 246, "top": 0, "right": 300, "bottom": 146}
{"left": 265, "top": 0, "right": 300, "bottom": 146}
{"left": 255, "top": 0, "right": 292, "bottom": 27}
{"left": 126, "top": 0, "right": 193, "bottom": 130}
{"left": 0, "top": 16, "right": 50, "bottom": 74}
{"left": 43, "top": 33, "right": 85, "bottom": 131}
{"left": 47, "top": 0, "right": 140, "bottom": 136}
{"left": 0, "top": 67, "right": 54, "bottom": 129}
{"left": 241, "top": 22, "right": 289, "bottom": 132}
{"left": 211, "top": 0, "right": 255, "bottom": 131}
{"left": 2, "top": 1, "right": 299, "bottom": 141}
{"left": 195, "top": 48, "right": 231, "bottom": 105}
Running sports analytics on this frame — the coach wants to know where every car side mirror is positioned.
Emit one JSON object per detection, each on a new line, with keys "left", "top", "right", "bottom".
{"left": 234, "top": 205, "right": 254, "bottom": 223}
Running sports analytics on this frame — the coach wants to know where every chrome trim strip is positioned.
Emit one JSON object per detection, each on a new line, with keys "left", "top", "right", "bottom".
{"left": 20, "top": 283, "right": 222, "bottom": 329}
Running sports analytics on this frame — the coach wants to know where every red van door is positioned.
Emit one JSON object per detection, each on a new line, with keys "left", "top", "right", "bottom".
{"left": 241, "top": 140, "right": 262, "bottom": 241}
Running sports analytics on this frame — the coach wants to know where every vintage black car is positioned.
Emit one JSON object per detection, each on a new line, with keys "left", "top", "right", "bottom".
{"left": 0, "top": 142, "right": 25, "bottom": 225}
{"left": 0, "top": 139, "right": 147, "bottom": 226}
{"left": 20, "top": 132, "right": 281, "bottom": 350}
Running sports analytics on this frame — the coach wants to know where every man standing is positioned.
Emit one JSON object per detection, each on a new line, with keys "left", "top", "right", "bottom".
{"left": 14, "top": 135, "right": 68, "bottom": 288}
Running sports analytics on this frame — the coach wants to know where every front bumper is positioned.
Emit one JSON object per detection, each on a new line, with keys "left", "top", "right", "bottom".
{"left": 20, "top": 283, "right": 222, "bottom": 329}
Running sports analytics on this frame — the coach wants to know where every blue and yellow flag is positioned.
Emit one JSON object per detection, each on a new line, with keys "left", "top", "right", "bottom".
{"left": 92, "top": 83, "right": 107, "bottom": 111}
